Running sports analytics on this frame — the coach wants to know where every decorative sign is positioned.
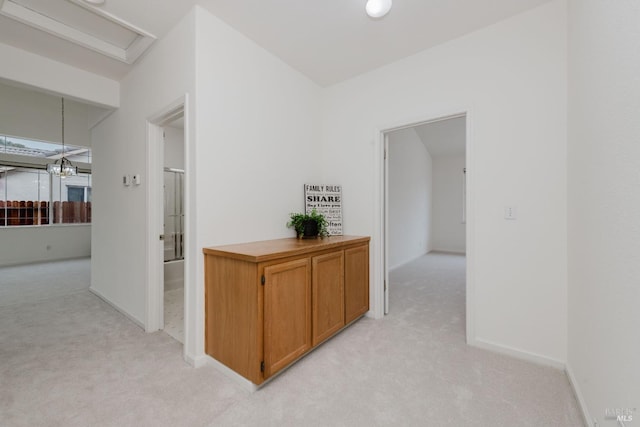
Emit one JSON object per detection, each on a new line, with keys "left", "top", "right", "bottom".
{"left": 304, "top": 184, "right": 343, "bottom": 236}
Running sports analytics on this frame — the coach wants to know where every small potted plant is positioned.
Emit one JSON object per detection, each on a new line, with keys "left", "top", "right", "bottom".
{"left": 287, "top": 208, "right": 329, "bottom": 239}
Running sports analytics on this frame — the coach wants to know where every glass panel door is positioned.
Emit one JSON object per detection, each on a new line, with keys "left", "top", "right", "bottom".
{"left": 163, "top": 169, "right": 184, "bottom": 262}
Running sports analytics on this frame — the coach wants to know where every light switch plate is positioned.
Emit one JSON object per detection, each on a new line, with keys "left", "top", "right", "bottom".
{"left": 504, "top": 206, "right": 517, "bottom": 220}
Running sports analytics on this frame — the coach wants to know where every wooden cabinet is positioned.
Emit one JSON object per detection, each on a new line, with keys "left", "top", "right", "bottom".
{"left": 311, "top": 251, "right": 344, "bottom": 346}
{"left": 345, "top": 244, "right": 369, "bottom": 324}
{"left": 204, "top": 236, "right": 369, "bottom": 385}
{"left": 263, "top": 258, "right": 311, "bottom": 377}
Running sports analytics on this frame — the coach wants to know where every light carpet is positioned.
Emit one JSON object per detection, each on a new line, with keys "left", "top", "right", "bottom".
{"left": 164, "top": 287, "right": 184, "bottom": 343}
{"left": 0, "top": 254, "right": 583, "bottom": 426}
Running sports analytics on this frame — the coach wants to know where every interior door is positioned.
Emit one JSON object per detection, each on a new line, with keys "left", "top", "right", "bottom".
{"left": 163, "top": 168, "right": 184, "bottom": 262}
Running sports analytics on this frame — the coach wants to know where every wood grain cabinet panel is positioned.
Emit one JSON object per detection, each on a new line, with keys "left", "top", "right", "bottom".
{"left": 263, "top": 258, "right": 311, "bottom": 377}
{"left": 312, "top": 251, "right": 345, "bottom": 346}
{"left": 345, "top": 244, "right": 369, "bottom": 324}
{"left": 204, "top": 236, "right": 369, "bottom": 385}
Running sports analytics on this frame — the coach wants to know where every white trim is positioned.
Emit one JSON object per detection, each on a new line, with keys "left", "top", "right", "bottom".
{"left": 185, "top": 353, "right": 208, "bottom": 369}
{"left": 464, "top": 110, "right": 476, "bottom": 345}
{"left": 0, "top": 0, "right": 156, "bottom": 64}
{"left": 145, "top": 96, "right": 192, "bottom": 362}
{"left": 387, "top": 252, "right": 430, "bottom": 272}
{"left": 181, "top": 99, "right": 197, "bottom": 364}
{"left": 429, "top": 249, "right": 466, "bottom": 256}
{"left": 373, "top": 107, "right": 475, "bottom": 345}
{"left": 146, "top": 96, "right": 187, "bottom": 329}
{"left": 206, "top": 356, "right": 258, "bottom": 393}
{"left": 372, "top": 125, "right": 385, "bottom": 320}
{"left": 383, "top": 133, "right": 389, "bottom": 314}
{"left": 471, "top": 337, "right": 566, "bottom": 370}
{"left": 565, "top": 363, "right": 593, "bottom": 427}
{"left": 388, "top": 250, "right": 467, "bottom": 272}
{"left": 89, "top": 287, "right": 144, "bottom": 330}
{"left": 144, "top": 120, "right": 164, "bottom": 333}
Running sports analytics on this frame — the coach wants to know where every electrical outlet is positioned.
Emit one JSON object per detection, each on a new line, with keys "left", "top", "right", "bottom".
{"left": 504, "top": 206, "right": 517, "bottom": 220}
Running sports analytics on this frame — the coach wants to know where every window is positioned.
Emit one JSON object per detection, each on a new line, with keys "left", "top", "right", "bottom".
{"left": 0, "top": 135, "right": 92, "bottom": 227}
{"left": 0, "top": 135, "right": 92, "bottom": 163}
{"left": 67, "top": 186, "right": 91, "bottom": 202}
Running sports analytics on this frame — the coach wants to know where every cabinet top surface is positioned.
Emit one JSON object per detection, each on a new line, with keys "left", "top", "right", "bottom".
{"left": 203, "top": 235, "right": 370, "bottom": 263}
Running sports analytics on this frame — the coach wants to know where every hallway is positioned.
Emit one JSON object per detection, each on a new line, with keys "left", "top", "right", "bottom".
{"left": 0, "top": 256, "right": 582, "bottom": 426}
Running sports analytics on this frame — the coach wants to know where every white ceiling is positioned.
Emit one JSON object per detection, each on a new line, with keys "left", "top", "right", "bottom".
{"left": 0, "top": 0, "right": 198, "bottom": 80}
{"left": 0, "top": 0, "right": 552, "bottom": 86}
{"left": 413, "top": 116, "right": 466, "bottom": 158}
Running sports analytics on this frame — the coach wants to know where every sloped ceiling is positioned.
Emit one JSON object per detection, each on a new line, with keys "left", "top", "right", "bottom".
{"left": 413, "top": 116, "right": 466, "bottom": 158}
{"left": 196, "top": 0, "right": 553, "bottom": 86}
{"left": 0, "top": 0, "right": 552, "bottom": 86}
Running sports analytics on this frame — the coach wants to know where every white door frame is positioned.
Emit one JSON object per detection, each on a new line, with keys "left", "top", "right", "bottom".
{"left": 372, "top": 108, "right": 476, "bottom": 344}
{"left": 145, "top": 95, "right": 189, "bottom": 352}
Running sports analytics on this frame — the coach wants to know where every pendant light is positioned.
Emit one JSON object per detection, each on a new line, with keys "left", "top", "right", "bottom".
{"left": 366, "top": 0, "right": 392, "bottom": 18}
{"left": 47, "top": 98, "right": 77, "bottom": 178}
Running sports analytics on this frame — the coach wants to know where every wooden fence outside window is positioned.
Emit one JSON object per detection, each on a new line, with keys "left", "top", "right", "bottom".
{"left": 0, "top": 200, "right": 91, "bottom": 226}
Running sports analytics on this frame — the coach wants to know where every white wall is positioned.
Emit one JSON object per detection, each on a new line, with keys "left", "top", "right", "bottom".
{"left": 0, "top": 83, "right": 94, "bottom": 266}
{"left": 432, "top": 155, "right": 466, "bottom": 253}
{"left": 194, "top": 6, "right": 322, "bottom": 244}
{"left": 0, "top": 225, "right": 90, "bottom": 267}
{"left": 567, "top": 0, "right": 640, "bottom": 424}
{"left": 322, "top": 0, "right": 568, "bottom": 363}
{"left": 91, "top": 5, "right": 323, "bottom": 362}
{"left": 164, "top": 126, "right": 184, "bottom": 170}
{"left": 192, "top": 5, "right": 322, "bottom": 358}
{"left": 0, "top": 82, "right": 92, "bottom": 148}
{"left": 388, "top": 127, "right": 432, "bottom": 269}
{"left": 0, "top": 42, "right": 118, "bottom": 109}
{"left": 91, "top": 10, "right": 196, "bottom": 329}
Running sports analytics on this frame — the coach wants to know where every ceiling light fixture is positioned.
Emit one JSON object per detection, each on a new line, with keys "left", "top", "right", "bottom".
{"left": 83, "top": 0, "right": 105, "bottom": 5}
{"left": 366, "top": 0, "right": 392, "bottom": 18}
{"left": 47, "top": 98, "right": 77, "bottom": 178}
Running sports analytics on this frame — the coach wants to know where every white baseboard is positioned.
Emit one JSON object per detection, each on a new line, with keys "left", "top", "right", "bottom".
{"left": 206, "top": 355, "right": 258, "bottom": 393}
{"left": 470, "top": 337, "right": 566, "bottom": 370}
{"left": 0, "top": 255, "right": 91, "bottom": 268}
{"left": 89, "top": 287, "right": 145, "bottom": 330}
{"left": 565, "top": 363, "right": 592, "bottom": 427}
{"left": 164, "top": 278, "right": 184, "bottom": 291}
{"left": 430, "top": 248, "right": 466, "bottom": 255}
{"left": 389, "top": 250, "right": 466, "bottom": 271}
{"left": 389, "top": 252, "right": 428, "bottom": 272}
{"left": 184, "top": 352, "right": 208, "bottom": 368}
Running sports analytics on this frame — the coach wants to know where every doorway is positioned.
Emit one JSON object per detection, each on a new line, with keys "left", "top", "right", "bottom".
{"left": 162, "top": 118, "right": 185, "bottom": 343}
{"left": 145, "top": 97, "right": 189, "bottom": 356}
{"left": 377, "top": 111, "right": 474, "bottom": 343}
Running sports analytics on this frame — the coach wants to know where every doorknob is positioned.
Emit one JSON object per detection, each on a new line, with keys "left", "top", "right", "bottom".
{"left": 159, "top": 234, "right": 165, "bottom": 241}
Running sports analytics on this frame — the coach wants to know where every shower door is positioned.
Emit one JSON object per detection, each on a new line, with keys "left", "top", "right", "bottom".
{"left": 164, "top": 168, "right": 184, "bottom": 262}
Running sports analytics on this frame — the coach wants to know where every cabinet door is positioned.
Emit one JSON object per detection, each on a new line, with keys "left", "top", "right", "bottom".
{"left": 345, "top": 244, "right": 369, "bottom": 324}
{"left": 312, "top": 251, "right": 345, "bottom": 346}
{"left": 263, "top": 258, "right": 311, "bottom": 378}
